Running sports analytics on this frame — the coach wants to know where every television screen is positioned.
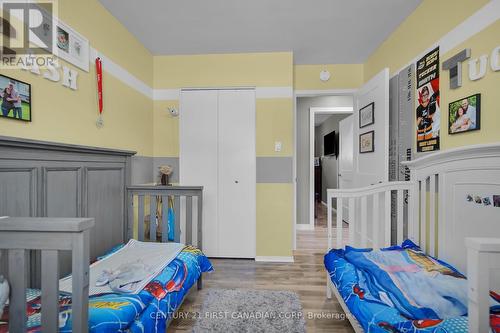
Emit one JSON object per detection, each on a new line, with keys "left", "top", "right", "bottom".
{"left": 324, "top": 131, "right": 336, "bottom": 156}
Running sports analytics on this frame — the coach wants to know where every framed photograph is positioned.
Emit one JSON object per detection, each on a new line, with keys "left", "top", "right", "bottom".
{"left": 359, "top": 131, "right": 374, "bottom": 153}
{"left": 448, "top": 94, "right": 481, "bottom": 134}
{"left": 26, "top": 7, "right": 90, "bottom": 72}
{"left": 359, "top": 102, "right": 375, "bottom": 128}
{"left": 54, "top": 19, "right": 89, "bottom": 72}
{"left": 56, "top": 26, "right": 70, "bottom": 53}
{"left": 493, "top": 195, "right": 500, "bottom": 208}
{"left": 0, "top": 74, "right": 31, "bottom": 122}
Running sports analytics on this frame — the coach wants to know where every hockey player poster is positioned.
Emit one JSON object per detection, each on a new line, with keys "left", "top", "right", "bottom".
{"left": 416, "top": 47, "right": 440, "bottom": 152}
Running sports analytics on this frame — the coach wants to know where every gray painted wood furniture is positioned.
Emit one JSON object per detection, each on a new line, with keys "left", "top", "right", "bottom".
{"left": 0, "top": 217, "right": 94, "bottom": 333}
{"left": 127, "top": 185, "right": 204, "bottom": 289}
{"left": 0, "top": 136, "right": 206, "bottom": 330}
{"left": 0, "top": 136, "right": 135, "bottom": 284}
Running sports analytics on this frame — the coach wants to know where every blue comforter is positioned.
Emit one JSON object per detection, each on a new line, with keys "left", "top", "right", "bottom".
{"left": 0, "top": 245, "right": 213, "bottom": 333}
{"left": 324, "top": 240, "right": 500, "bottom": 332}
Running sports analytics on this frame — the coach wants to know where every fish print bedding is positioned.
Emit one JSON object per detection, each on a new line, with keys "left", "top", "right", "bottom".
{"left": 0, "top": 245, "right": 213, "bottom": 333}
{"left": 324, "top": 240, "right": 500, "bottom": 332}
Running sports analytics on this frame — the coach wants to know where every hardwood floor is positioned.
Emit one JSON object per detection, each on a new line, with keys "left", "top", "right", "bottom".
{"left": 169, "top": 203, "right": 353, "bottom": 332}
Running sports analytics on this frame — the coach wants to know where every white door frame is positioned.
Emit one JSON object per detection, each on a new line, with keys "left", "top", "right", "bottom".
{"left": 308, "top": 107, "right": 353, "bottom": 229}
{"left": 293, "top": 90, "right": 356, "bottom": 250}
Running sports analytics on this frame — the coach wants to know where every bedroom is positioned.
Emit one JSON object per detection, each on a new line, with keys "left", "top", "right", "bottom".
{"left": 0, "top": 0, "right": 499, "bottom": 332}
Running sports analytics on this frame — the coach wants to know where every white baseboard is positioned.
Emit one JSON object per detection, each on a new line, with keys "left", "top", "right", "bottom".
{"left": 255, "top": 256, "right": 295, "bottom": 263}
{"left": 296, "top": 224, "right": 314, "bottom": 231}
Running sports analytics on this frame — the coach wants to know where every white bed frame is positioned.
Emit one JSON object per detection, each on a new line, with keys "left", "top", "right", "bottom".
{"left": 326, "top": 143, "right": 500, "bottom": 333}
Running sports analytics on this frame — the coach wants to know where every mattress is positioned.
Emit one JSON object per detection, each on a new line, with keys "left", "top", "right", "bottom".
{"left": 0, "top": 245, "right": 213, "bottom": 333}
{"left": 60, "top": 239, "right": 185, "bottom": 296}
{"left": 324, "top": 240, "right": 500, "bottom": 333}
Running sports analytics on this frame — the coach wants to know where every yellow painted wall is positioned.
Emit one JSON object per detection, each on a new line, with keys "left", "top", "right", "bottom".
{"left": 0, "top": 67, "right": 154, "bottom": 155}
{"left": 153, "top": 100, "right": 180, "bottom": 157}
{"left": 294, "top": 64, "right": 364, "bottom": 90}
{"left": 154, "top": 52, "right": 292, "bottom": 88}
{"left": 256, "top": 99, "right": 294, "bottom": 157}
{"left": 58, "top": 0, "right": 153, "bottom": 86}
{"left": 364, "top": 0, "right": 489, "bottom": 80}
{"left": 0, "top": 0, "right": 154, "bottom": 155}
{"left": 257, "top": 183, "right": 293, "bottom": 257}
{"left": 440, "top": 21, "right": 500, "bottom": 149}
{"left": 364, "top": 0, "right": 499, "bottom": 151}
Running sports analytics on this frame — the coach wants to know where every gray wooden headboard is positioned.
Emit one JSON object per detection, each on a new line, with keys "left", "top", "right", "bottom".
{"left": 0, "top": 135, "right": 136, "bottom": 284}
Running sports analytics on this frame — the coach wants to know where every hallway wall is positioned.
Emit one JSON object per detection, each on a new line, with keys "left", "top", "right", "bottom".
{"left": 296, "top": 95, "right": 353, "bottom": 226}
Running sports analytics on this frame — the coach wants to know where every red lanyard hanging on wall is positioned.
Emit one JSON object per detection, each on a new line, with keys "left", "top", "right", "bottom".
{"left": 96, "top": 57, "right": 104, "bottom": 128}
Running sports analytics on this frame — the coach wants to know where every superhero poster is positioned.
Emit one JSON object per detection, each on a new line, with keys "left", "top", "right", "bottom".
{"left": 416, "top": 47, "right": 440, "bottom": 152}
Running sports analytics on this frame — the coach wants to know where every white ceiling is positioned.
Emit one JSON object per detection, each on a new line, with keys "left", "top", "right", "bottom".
{"left": 315, "top": 114, "right": 332, "bottom": 126}
{"left": 99, "top": 0, "right": 421, "bottom": 64}
{"left": 314, "top": 113, "right": 350, "bottom": 127}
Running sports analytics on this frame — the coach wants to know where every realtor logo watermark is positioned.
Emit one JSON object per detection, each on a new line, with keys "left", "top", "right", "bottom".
{"left": 1, "top": 0, "right": 57, "bottom": 68}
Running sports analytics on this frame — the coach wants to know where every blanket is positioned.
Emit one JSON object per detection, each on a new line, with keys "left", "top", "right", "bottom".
{"left": 0, "top": 245, "right": 213, "bottom": 333}
{"left": 60, "top": 239, "right": 184, "bottom": 296}
{"left": 325, "top": 240, "right": 500, "bottom": 332}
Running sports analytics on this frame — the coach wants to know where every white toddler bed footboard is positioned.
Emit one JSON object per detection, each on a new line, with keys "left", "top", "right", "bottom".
{"left": 326, "top": 143, "right": 500, "bottom": 332}
{"left": 466, "top": 238, "right": 500, "bottom": 333}
{"left": 326, "top": 181, "right": 416, "bottom": 332}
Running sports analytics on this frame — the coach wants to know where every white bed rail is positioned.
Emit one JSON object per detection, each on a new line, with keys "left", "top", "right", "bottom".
{"left": 466, "top": 237, "right": 500, "bottom": 333}
{"left": 326, "top": 181, "right": 418, "bottom": 250}
{"left": 326, "top": 144, "right": 500, "bottom": 332}
{"left": 0, "top": 217, "right": 94, "bottom": 333}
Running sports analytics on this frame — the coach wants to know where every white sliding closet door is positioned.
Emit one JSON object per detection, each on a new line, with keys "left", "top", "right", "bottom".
{"left": 180, "top": 89, "right": 256, "bottom": 258}
{"left": 218, "top": 89, "right": 256, "bottom": 258}
{"left": 179, "top": 90, "right": 219, "bottom": 257}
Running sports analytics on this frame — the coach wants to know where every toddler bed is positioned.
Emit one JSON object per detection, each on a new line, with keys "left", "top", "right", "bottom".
{"left": 324, "top": 144, "right": 500, "bottom": 332}
{"left": 0, "top": 185, "right": 209, "bottom": 332}
{"left": 0, "top": 243, "right": 212, "bottom": 333}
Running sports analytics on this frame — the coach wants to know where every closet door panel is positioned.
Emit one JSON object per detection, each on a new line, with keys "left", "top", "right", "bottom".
{"left": 180, "top": 90, "right": 219, "bottom": 257}
{"left": 218, "top": 90, "right": 256, "bottom": 258}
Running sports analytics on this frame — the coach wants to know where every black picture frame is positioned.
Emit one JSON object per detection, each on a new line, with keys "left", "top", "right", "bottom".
{"left": 359, "top": 130, "right": 375, "bottom": 153}
{"left": 359, "top": 102, "right": 375, "bottom": 128}
{"left": 0, "top": 73, "right": 32, "bottom": 122}
{"left": 448, "top": 93, "right": 480, "bottom": 135}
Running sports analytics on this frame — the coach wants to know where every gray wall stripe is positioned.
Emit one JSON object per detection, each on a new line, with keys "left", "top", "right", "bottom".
{"left": 132, "top": 156, "right": 293, "bottom": 185}
{"left": 256, "top": 157, "right": 293, "bottom": 183}
{"left": 131, "top": 156, "right": 153, "bottom": 185}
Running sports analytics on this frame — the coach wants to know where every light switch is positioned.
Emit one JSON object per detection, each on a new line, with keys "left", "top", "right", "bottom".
{"left": 274, "top": 141, "right": 282, "bottom": 152}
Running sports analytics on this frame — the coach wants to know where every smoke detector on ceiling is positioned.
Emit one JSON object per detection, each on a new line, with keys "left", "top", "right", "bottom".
{"left": 320, "top": 70, "right": 331, "bottom": 82}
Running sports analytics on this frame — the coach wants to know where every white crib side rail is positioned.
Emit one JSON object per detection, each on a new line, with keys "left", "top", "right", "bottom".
{"left": 466, "top": 237, "right": 500, "bottom": 333}
{"left": 326, "top": 181, "right": 418, "bottom": 250}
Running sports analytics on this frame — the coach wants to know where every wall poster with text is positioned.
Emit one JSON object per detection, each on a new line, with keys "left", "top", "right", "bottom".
{"left": 416, "top": 47, "right": 440, "bottom": 152}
